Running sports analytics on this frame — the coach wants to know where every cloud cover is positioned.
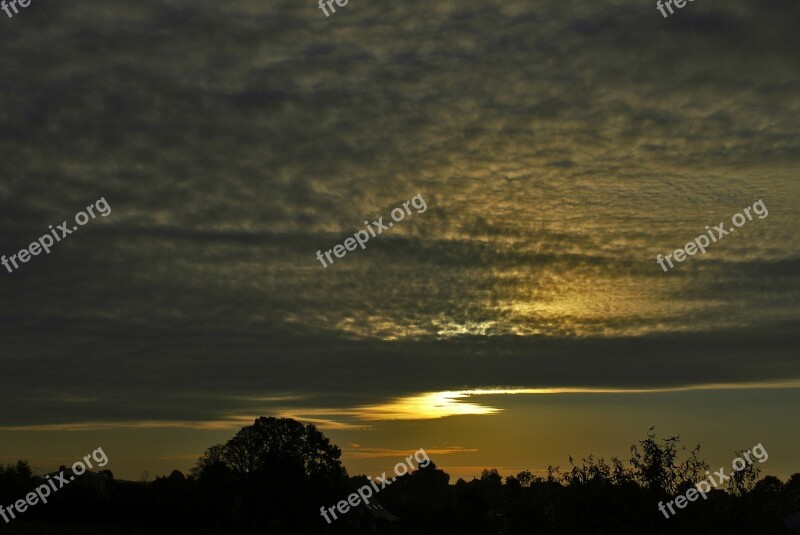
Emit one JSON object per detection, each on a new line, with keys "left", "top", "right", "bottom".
{"left": 0, "top": 0, "right": 798, "bottom": 428}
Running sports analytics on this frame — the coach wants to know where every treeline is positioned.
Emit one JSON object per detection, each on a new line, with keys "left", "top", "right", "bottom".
{"left": 1, "top": 419, "right": 798, "bottom": 534}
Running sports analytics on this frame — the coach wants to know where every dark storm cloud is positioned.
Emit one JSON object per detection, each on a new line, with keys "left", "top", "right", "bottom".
{"left": 0, "top": 0, "right": 798, "bottom": 427}
{"left": 0, "top": 315, "right": 798, "bottom": 427}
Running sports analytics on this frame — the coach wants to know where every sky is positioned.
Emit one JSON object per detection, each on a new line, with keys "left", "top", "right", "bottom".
{"left": 0, "top": 0, "right": 798, "bottom": 482}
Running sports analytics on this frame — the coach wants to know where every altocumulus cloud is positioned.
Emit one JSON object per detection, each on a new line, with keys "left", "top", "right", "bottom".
{"left": 0, "top": 0, "right": 798, "bottom": 429}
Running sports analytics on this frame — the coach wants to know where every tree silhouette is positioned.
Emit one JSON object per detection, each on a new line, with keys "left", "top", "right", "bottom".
{"left": 725, "top": 449, "right": 760, "bottom": 497}
{"left": 3, "top": 424, "right": 795, "bottom": 533}
{"left": 628, "top": 427, "right": 705, "bottom": 495}
{"left": 220, "top": 416, "right": 346, "bottom": 480}
{"left": 191, "top": 417, "right": 347, "bottom": 533}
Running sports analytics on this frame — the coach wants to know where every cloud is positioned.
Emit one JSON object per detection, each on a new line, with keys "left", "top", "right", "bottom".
{"left": 0, "top": 0, "right": 798, "bottom": 432}
{"left": 343, "top": 447, "right": 478, "bottom": 460}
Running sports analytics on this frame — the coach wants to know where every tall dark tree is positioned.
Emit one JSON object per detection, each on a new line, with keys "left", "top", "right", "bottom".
{"left": 219, "top": 416, "right": 346, "bottom": 480}
{"left": 191, "top": 417, "right": 347, "bottom": 533}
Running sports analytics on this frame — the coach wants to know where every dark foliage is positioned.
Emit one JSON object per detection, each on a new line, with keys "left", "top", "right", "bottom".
{"left": 2, "top": 422, "right": 797, "bottom": 534}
